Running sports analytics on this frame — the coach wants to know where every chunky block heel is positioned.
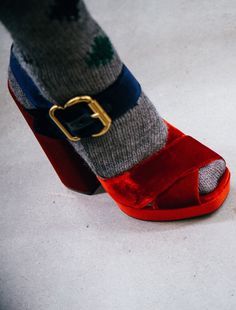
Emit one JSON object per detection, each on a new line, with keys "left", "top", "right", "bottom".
{"left": 8, "top": 83, "right": 100, "bottom": 195}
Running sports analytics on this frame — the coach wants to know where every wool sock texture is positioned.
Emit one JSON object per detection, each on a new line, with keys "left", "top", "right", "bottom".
{"left": 1, "top": 0, "right": 225, "bottom": 194}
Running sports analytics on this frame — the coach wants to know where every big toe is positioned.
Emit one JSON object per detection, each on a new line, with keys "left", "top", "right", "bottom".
{"left": 198, "top": 159, "right": 226, "bottom": 194}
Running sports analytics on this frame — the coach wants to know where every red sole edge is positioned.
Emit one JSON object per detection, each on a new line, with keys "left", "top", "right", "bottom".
{"left": 118, "top": 169, "right": 230, "bottom": 221}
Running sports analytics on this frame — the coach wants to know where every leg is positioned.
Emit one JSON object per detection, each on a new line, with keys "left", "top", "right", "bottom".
{"left": 0, "top": 0, "right": 226, "bottom": 199}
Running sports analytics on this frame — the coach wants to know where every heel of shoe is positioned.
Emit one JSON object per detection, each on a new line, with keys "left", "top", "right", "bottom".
{"left": 9, "top": 83, "right": 100, "bottom": 194}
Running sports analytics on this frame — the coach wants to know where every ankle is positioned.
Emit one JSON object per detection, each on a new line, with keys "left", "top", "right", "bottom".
{"left": 13, "top": 39, "right": 123, "bottom": 104}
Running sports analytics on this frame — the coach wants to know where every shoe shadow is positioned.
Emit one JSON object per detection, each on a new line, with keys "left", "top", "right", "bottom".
{"left": 93, "top": 185, "right": 105, "bottom": 195}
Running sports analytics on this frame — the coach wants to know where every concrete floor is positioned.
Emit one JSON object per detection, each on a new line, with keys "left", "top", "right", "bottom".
{"left": 0, "top": 1, "right": 236, "bottom": 309}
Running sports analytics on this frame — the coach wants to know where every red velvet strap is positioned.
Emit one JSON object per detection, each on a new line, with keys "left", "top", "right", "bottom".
{"left": 99, "top": 133, "right": 223, "bottom": 209}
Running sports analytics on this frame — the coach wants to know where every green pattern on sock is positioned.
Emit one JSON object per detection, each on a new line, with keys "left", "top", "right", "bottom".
{"left": 85, "top": 35, "right": 114, "bottom": 68}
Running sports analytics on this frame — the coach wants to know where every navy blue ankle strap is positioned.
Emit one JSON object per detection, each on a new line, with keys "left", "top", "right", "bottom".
{"left": 10, "top": 50, "right": 142, "bottom": 140}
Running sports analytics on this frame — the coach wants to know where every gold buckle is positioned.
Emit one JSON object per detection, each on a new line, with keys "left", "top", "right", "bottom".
{"left": 49, "top": 96, "right": 112, "bottom": 142}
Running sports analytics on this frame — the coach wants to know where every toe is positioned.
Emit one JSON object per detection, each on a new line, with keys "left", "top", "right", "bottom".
{"left": 198, "top": 159, "right": 226, "bottom": 194}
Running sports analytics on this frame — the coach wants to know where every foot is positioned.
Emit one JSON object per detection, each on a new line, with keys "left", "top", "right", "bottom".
{"left": 3, "top": 0, "right": 226, "bottom": 195}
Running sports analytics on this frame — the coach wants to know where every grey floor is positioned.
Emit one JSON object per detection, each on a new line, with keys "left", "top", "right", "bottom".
{"left": 0, "top": 1, "right": 236, "bottom": 309}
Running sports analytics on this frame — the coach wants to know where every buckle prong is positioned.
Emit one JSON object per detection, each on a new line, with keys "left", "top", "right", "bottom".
{"left": 49, "top": 96, "right": 112, "bottom": 142}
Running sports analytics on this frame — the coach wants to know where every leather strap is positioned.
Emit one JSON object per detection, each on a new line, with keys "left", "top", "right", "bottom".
{"left": 10, "top": 49, "right": 141, "bottom": 139}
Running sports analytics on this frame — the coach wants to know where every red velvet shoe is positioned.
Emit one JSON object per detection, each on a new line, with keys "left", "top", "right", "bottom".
{"left": 9, "top": 84, "right": 230, "bottom": 220}
{"left": 10, "top": 82, "right": 230, "bottom": 220}
{"left": 8, "top": 50, "right": 230, "bottom": 220}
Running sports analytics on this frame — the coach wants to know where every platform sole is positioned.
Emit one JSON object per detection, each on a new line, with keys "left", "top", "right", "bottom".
{"left": 118, "top": 168, "right": 230, "bottom": 221}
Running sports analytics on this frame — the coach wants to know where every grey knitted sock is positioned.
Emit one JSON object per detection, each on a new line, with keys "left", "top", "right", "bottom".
{"left": 2, "top": 0, "right": 225, "bottom": 194}
{"left": 1, "top": 0, "right": 122, "bottom": 102}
